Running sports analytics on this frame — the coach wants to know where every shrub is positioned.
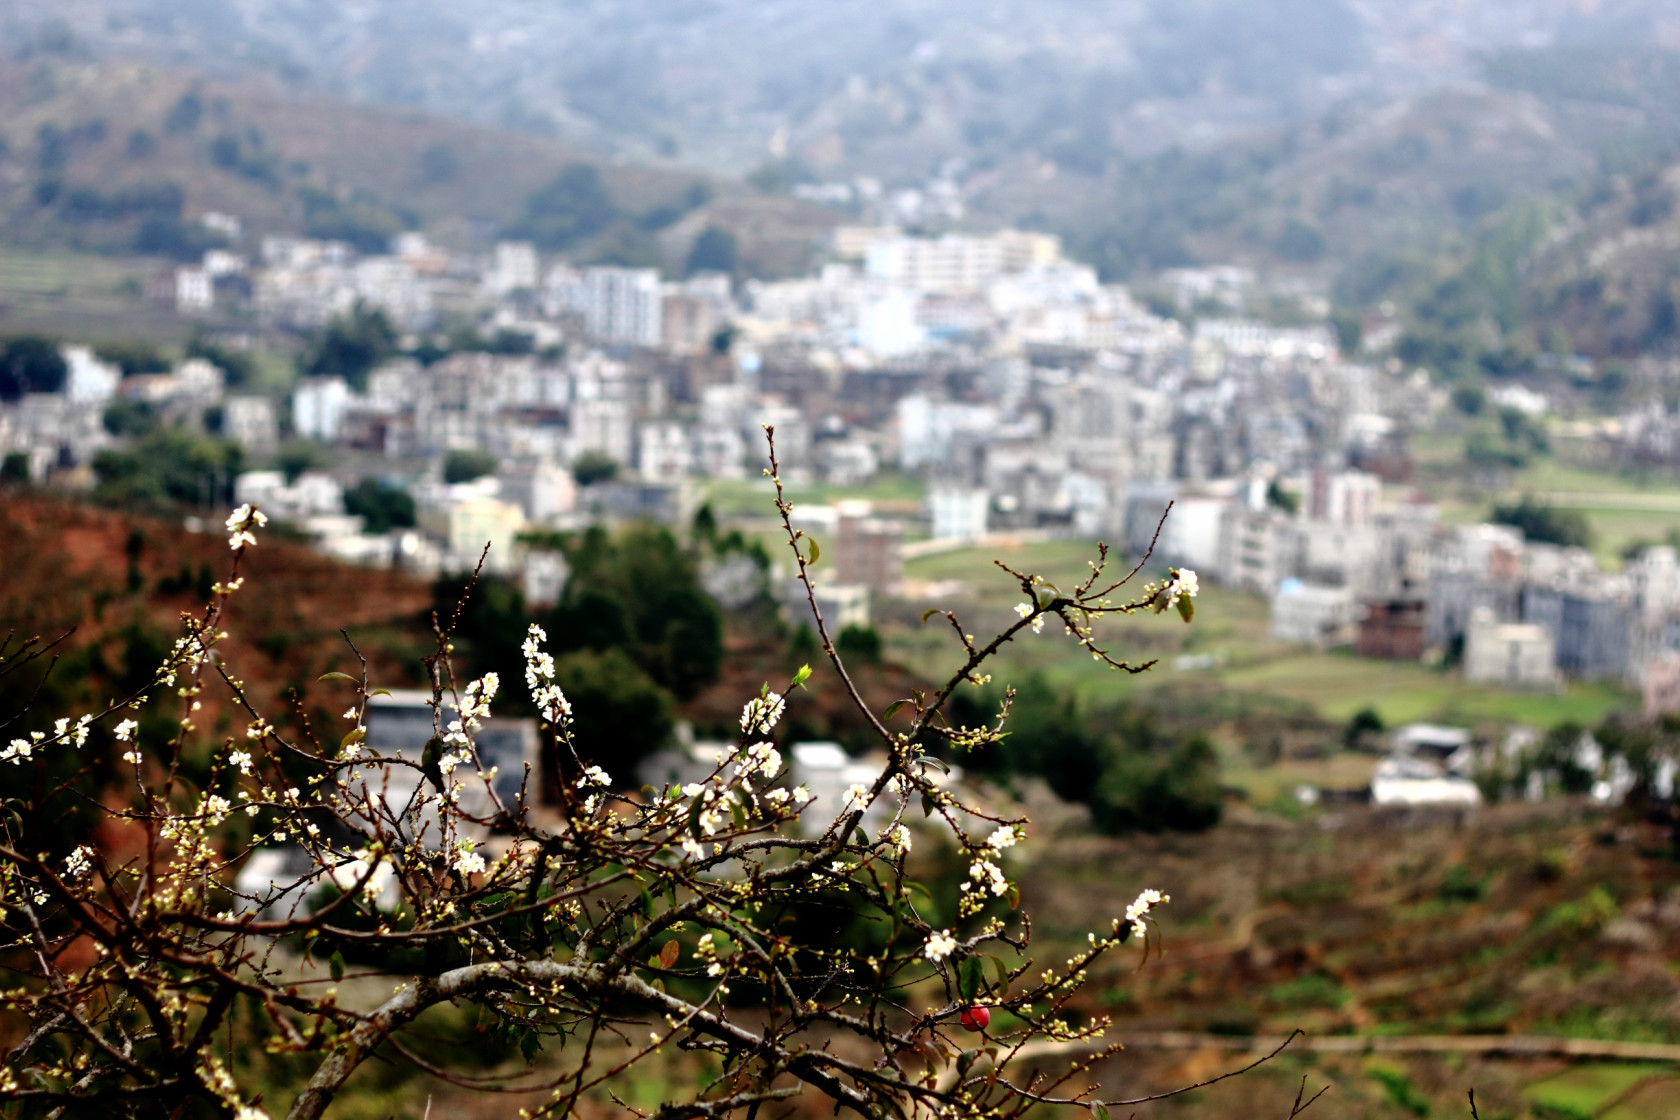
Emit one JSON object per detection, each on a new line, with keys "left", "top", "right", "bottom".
{"left": 0, "top": 438, "right": 1233, "bottom": 1119}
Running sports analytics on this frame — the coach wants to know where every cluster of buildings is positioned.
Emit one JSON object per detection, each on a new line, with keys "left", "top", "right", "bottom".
{"left": 16, "top": 218, "right": 1680, "bottom": 716}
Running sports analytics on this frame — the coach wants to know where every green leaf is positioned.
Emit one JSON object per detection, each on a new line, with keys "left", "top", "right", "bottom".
{"left": 340, "top": 727, "right": 366, "bottom": 751}
{"left": 519, "top": 1028, "right": 541, "bottom": 1065}
{"left": 368, "top": 688, "right": 392, "bottom": 698}
{"left": 1176, "top": 595, "right": 1195, "bottom": 623}
{"left": 328, "top": 950, "right": 344, "bottom": 982}
{"left": 1092, "top": 1104, "right": 1113, "bottom": 1120}
{"left": 806, "top": 538, "right": 820, "bottom": 567}
{"left": 1006, "top": 884, "right": 1020, "bottom": 911}
{"left": 317, "top": 672, "right": 359, "bottom": 683}
{"left": 921, "top": 792, "right": 937, "bottom": 818}
{"left": 790, "top": 663, "right": 813, "bottom": 690}
{"left": 919, "top": 756, "right": 950, "bottom": 775}
{"left": 884, "top": 698, "right": 912, "bottom": 720}
{"left": 958, "top": 957, "right": 982, "bottom": 1002}
{"left": 956, "top": 1049, "right": 977, "bottom": 1077}
{"left": 985, "top": 954, "right": 1009, "bottom": 996}
{"left": 921, "top": 608, "right": 940, "bottom": 624}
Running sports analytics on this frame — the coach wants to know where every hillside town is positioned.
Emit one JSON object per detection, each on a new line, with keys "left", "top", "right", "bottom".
{"left": 8, "top": 223, "right": 1680, "bottom": 723}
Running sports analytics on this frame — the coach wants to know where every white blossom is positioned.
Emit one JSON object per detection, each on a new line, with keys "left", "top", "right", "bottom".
{"left": 64, "top": 845, "right": 93, "bottom": 879}
{"left": 737, "top": 741, "right": 782, "bottom": 779}
{"left": 985, "top": 825, "right": 1020, "bottom": 852}
{"left": 842, "top": 783, "right": 871, "bottom": 813}
{"left": 114, "top": 719, "right": 138, "bottom": 742}
{"left": 228, "top": 750, "right": 252, "bottom": 775}
{"left": 740, "top": 690, "right": 785, "bottom": 735}
{"left": 225, "top": 503, "right": 268, "bottom": 550}
{"left": 522, "top": 624, "right": 571, "bottom": 721}
{"left": 1124, "top": 887, "right": 1170, "bottom": 939}
{"left": 452, "top": 846, "right": 487, "bottom": 877}
{"left": 970, "top": 859, "right": 1009, "bottom": 896}
{"left": 1163, "top": 569, "right": 1198, "bottom": 607}
{"left": 577, "top": 765, "right": 611, "bottom": 788}
{"left": 924, "top": 929, "right": 958, "bottom": 962}
{"left": 883, "top": 823, "right": 912, "bottom": 855}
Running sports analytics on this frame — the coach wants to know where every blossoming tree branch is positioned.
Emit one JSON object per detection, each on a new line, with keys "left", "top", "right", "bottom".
{"left": 0, "top": 431, "right": 1246, "bottom": 1120}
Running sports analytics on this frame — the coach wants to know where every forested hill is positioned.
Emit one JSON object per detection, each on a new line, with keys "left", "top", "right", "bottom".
{"left": 0, "top": 57, "right": 834, "bottom": 276}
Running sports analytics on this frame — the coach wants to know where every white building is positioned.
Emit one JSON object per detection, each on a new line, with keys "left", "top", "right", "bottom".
{"left": 549, "top": 267, "right": 663, "bottom": 347}
{"left": 61, "top": 345, "right": 120, "bottom": 405}
{"left": 293, "top": 377, "right": 352, "bottom": 442}
{"left": 222, "top": 396, "right": 279, "bottom": 453}
{"left": 1269, "top": 579, "right": 1355, "bottom": 648}
{"left": 489, "top": 241, "right": 539, "bottom": 296}
{"left": 928, "top": 486, "right": 989, "bottom": 541}
{"left": 176, "top": 267, "right": 213, "bottom": 313}
{"left": 857, "top": 291, "right": 924, "bottom": 357}
{"left": 1463, "top": 607, "right": 1558, "bottom": 689}
{"left": 1370, "top": 754, "right": 1482, "bottom": 807}
{"left": 864, "top": 230, "right": 1060, "bottom": 293}
{"left": 637, "top": 421, "right": 692, "bottom": 482}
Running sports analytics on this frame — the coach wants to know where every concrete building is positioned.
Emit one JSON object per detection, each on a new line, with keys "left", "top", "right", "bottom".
{"left": 222, "top": 396, "right": 279, "bottom": 453}
{"left": 496, "top": 458, "right": 575, "bottom": 523}
{"left": 1370, "top": 754, "right": 1482, "bottom": 807}
{"left": 786, "top": 742, "right": 891, "bottom": 836}
{"left": 293, "top": 378, "right": 352, "bottom": 442}
{"left": 1643, "top": 651, "right": 1680, "bottom": 718}
{"left": 928, "top": 486, "right": 989, "bottom": 541}
{"left": 552, "top": 267, "right": 663, "bottom": 347}
{"left": 418, "top": 495, "right": 527, "bottom": 574}
{"left": 176, "top": 267, "right": 213, "bottom": 313}
{"left": 1217, "top": 506, "right": 1301, "bottom": 596}
{"left": 1463, "top": 607, "right": 1558, "bottom": 689}
{"left": 1522, "top": 586, "right": 1630, "bottom": 681}
{"left": 1356, "top": 597, "right": 1427, "bottom": 660}
{"left": 1269, "top": 579, "right": 1355, "bottom": 648}
{"left": 785, "top": 578, "right": 869, "bottom": 632}
{"left": 62, "top": 346, "right": 120, "bottom": 404}
{"left": 1307, "top": 467, "right": 1381, "bottom": 526}
{"left": 489, "top": 241, "right": 539, "bottom": 296}
{"left": 833, "top": 505, "right": 904, "bottom": 592}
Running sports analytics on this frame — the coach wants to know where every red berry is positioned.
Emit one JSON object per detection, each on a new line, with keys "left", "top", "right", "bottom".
{"left": 959, "top": 1006, "right": 990, "bottom": 1032}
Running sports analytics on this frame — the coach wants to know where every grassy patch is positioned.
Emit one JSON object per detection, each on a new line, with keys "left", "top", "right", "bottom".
{"left": 1525, "top": 1064, "right": 1660, "bottom": 1119}
{"left": 885, "top": 541, "right": 1636, "bottom": 726}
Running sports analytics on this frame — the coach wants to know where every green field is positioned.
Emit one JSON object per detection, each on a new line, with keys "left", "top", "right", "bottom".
{"left": 883, "top": 539, "right": 1636, "bottom": 729}
{"left": 0, "top": 248, "right": 190, "bottom": 341}
{"left": 1415, "top": 426, "right": 1680, "bottom": 568}
{"left": 698, "top": 472, "right": 925, "bottom": 519}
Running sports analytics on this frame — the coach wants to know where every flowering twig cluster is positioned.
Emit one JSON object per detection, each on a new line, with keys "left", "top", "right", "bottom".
{"left": 0, "top": 432, "right": 1293, "bottom": 1120}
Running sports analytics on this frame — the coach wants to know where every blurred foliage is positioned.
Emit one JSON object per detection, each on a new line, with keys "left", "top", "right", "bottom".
{"left": 949, "top": 675, "right": 1221, "bottom": 835}
{"left": 0, "top": 336, "right": 68, "bottom": 400}
{"left": 441, "top": 449, "right": 497, "bottom": 485}
{"left": 342, "top": 478, "right": 416, "bottom": 534}
{"left": 1490, "top": 497, "right": 1592, "bottom": 549}
{"left": 91, "top": 427, "right": 243, "bottom": 509}
{"left": 303, "top": 303, "right": 398, "bottom": 392}
{"left": 508, "top": 163, "right": 618, "bottom": 251}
